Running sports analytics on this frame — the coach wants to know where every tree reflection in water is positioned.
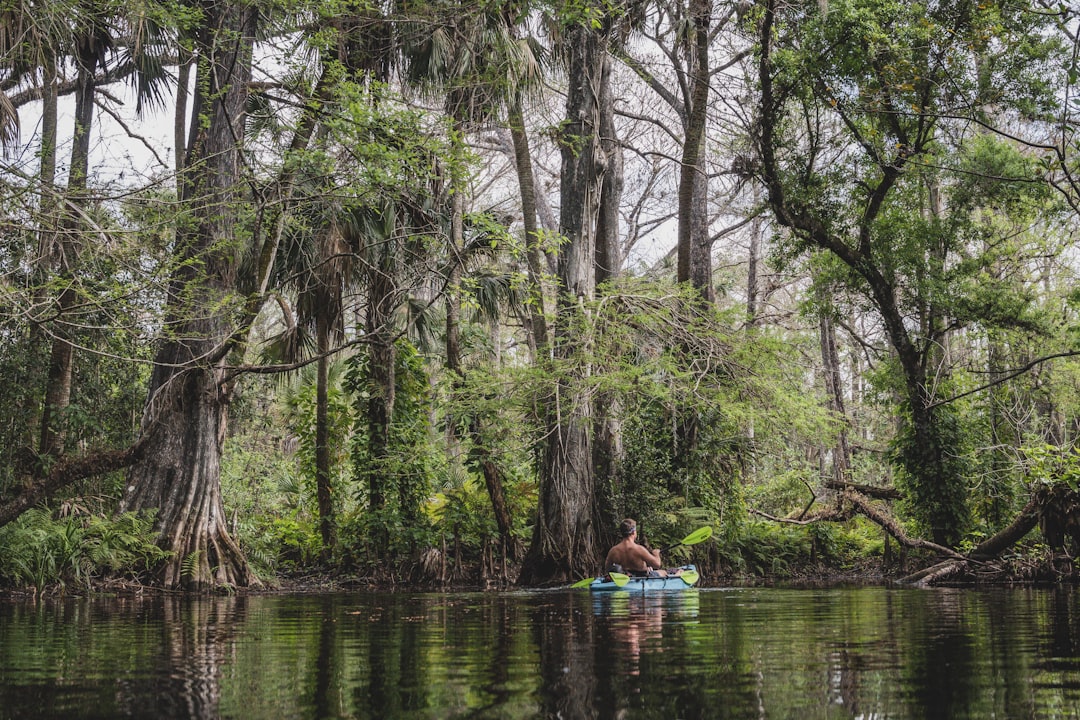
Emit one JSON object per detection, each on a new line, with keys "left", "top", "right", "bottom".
{"left": 5, "top": 587, "right": 1080, "bottom": 718}
{"left": 114, "top": 596, "right": 245, "bottom": 719}
{"left": 533, "top": 592, "right": 600, "bottom": 719}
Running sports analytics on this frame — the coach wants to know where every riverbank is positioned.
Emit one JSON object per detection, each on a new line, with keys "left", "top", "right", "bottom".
{"left": 6, "top": 550, "right": 1078, "bottom": 601}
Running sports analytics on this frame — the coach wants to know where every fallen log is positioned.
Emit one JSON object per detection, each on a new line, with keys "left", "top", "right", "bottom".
{"left": 824, "top": 480, "right": 903, "bottom": 501}
{"left": 840, "top": 490, "right": 969, "bottom": 562}
{"left": 903, "top": 559, "right": 967, "bottom": 586}
{"left": 752, "top": 487, "right": 1045, "bottom": 586}
{"left": 968, "top": 497, "right": 1039, "bottom": 560}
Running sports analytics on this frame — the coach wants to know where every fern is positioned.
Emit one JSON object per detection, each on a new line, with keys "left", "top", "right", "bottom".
{"left": 180, "top": 550, "right": 202, "bottom": 579}
{"left": 0, "top": 507, "right": 170, "bottom": 594}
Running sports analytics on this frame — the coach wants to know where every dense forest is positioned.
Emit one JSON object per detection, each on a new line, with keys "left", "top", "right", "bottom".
{"left": 1, "top": 0, "right": 1078, "bottom": 595}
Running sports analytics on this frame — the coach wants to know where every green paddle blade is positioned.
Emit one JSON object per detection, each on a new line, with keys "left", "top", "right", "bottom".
{"left": 680, "top": 526, "right": 712, "bottom": 546}
{"left": 570, "top": 576, "right": 597, "bottom": 589}
{"left": 679, "top": 568, "right": 700, "bottom": 586}
{"left": 609, "top": 572, "right": 630, "bottom": 587}
{"left": 660, "top": 526, "right": 714, "bottom": 553}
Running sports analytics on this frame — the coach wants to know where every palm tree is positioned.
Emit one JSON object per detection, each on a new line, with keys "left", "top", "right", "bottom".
{"left": 38, "top": 5, "right": 112, "bottom": 460}
{"left": 28, "top": 1, "right": 174, "bottom": 461}
{"left": 399, "top": 0, "right": 545, "bottom": 559}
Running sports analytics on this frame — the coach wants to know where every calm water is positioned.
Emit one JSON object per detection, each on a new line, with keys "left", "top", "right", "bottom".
{"left": 2, "top": 585, "right": 1080, "bottom": 719}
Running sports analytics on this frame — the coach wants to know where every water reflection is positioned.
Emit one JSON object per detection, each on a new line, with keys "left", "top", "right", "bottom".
{"left": 3, "top": 587, "right": 1080, "bottom": 718}
{"left": 593, "top": 592, "right": 697, "bottom": 679}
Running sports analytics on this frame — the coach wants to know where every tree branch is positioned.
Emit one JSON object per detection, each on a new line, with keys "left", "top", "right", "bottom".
{"left": 0, "top": 435, "right": 150, "bottom": 528}
{"left": 928, "top": 350, "right": 1080, "bottom": 409}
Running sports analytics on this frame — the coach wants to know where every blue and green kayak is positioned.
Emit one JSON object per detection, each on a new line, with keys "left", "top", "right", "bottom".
{"left": 587, "top": 565, "right": 699, "bottom": 592}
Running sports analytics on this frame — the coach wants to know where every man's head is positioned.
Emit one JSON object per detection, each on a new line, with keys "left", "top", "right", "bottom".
{"left": 619, "top": 518, "right": 637, "bottom": 538}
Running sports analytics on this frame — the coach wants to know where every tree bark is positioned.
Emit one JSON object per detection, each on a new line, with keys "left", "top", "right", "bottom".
{"left": 121, "top": 0, "right": 259, "bottom": 590}
{"left": 520, "top": 18, "right": 609, "bottom": 585}
{"left": 508, "top": 99, "right": 549, "bottom": 356}
{"left": 592, "top": 53, "right": 624, "bottom": 535}
{"left": 594, "top": 54, "right": 622, "bottom": 285}
{"left": 39, "top": 36, "right": 99, "bottom": 459}
{"left": 676, "top": 0, "right": 713, "bottom": 301}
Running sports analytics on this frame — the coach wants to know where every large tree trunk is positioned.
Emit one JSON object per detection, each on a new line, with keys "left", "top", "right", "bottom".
{"left": 519, "top": 19, "right": 609, "bottom": 585}
{"left": 594, "top": 55, "right": 622, "bottom": 285}
{"left": 121, "top": 1, "right": 258, "bottom": 590}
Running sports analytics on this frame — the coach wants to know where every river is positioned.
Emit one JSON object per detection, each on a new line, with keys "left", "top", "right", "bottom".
{"left": 2, "top": 585, "right": 1080, "bottom": 718}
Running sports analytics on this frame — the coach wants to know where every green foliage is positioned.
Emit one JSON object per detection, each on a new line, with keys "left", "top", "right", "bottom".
{"left": 744, "top": 467, "right": 819, "bottom": 519}
{"left": 524, "top": 279, "right": 837, "bottom": 551}
{"left": 0, "top": 329, "right": 46, "bottom": 494}
{"left": 1023, "top": 444, "right": 1080, "bottom": 491}
{"left": 323, "top": 81, "right": 451, "bottom": 202}
{"left": 221, "top": 413, "right": 328, "bottom": 577}
{"left": 719, "top": 518, "right": 883, "bottom": 578}
{"left": 721, "top": 522, "right": 810, "bottom": 577}
{"left": 0, "top": 508, "right": 169, "bottom": 597}
{"left": 761, "top": 0, "right": 1070, "bottom": 556}
{"left": 264, "top": 518, "right": 323, "bottom": 569}
{"left": 428, "top": 476, "right": 497, "bottom": 554}
{"left": 892, "top": 405, "right": 971, "bottom": 547}
{"left": 279, "top": 361, "right": 355, "bottom": 499}
{"left": 345, "top": 338, "right": 438, "bottom": 562}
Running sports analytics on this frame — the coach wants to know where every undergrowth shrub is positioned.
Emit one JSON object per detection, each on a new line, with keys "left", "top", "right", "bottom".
{"left": 0, "top": 507, "right": 168, "bottom": 597}
{"left": 719, "top": 518, "right": 885, "bottom": 578}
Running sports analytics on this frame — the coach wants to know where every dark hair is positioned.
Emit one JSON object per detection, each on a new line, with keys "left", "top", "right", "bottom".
{"left": 619, "top": 519, "right": 637, "bottom": 537}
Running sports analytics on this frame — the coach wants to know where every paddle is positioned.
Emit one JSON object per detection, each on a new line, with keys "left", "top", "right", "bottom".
{"left": 572, "top": 572, "right": 630, "bottom": 588}
{"left": 659, "top": 525, "right": 713, "bottom": 553}
{"left": 679, "top": 567, "right": 700, "bottom": 586}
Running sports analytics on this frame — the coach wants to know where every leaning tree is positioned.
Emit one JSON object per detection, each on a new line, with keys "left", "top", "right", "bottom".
{"left": 754, "top": 0, "right": 1067, "bottom": 545}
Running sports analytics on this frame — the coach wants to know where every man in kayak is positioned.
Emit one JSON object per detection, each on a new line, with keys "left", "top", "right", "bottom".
{"left": 604, "top": 519, "right": 679, "bottom": 577}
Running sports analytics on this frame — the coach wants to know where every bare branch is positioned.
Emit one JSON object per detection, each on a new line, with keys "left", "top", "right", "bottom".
{"left": 928, "top": 350, "right": 1080, "bottom": 409}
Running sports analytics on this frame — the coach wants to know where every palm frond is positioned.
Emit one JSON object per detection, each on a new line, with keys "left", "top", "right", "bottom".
{"left": 0, "top": 91, "right": 19, "bottom": 155}
{"left": 407, "top": 295, "right": 443, "bottom": 353}
{"left": 465, "top": 269, "right": 517, "bottom": 325}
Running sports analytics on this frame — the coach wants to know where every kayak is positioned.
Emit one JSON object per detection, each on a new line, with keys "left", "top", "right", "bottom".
{"left": 588, "top": 565, "right": 699, "bottom": 592}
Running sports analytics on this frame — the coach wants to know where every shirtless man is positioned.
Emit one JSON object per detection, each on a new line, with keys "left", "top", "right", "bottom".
{"left": 604, "top": 518, "right": 672, "bottom": 577}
